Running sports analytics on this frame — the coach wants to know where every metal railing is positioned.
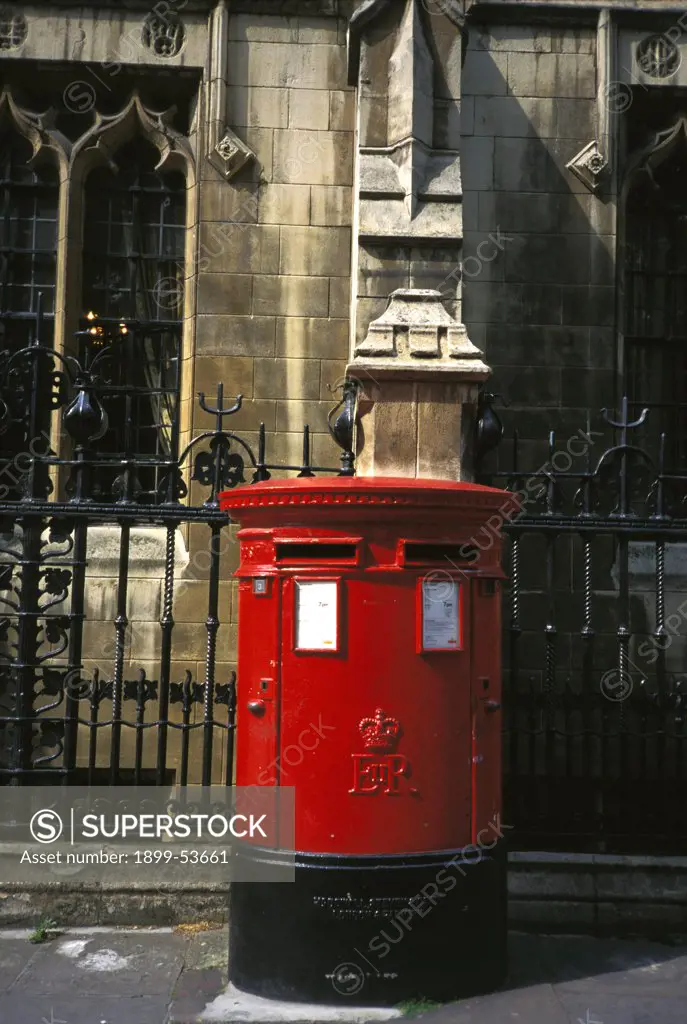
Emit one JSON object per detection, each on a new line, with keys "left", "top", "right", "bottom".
{"left": 0, "top": 303, "right": 356, "bottom": 786}
{"left": 481, "top": 398, "right": 687, "bottom": 854}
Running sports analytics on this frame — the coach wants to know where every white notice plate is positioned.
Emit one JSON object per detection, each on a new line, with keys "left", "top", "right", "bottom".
{"left": 421, "top": 579, "right": 460, "bottom": 651}
{"left": 295, "top": 580, "right": 338, "bottom": 651}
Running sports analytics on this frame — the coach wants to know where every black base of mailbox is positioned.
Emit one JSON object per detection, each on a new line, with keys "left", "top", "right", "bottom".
{"left": 229, "top": 842, "right": 507, "bottom": 1006}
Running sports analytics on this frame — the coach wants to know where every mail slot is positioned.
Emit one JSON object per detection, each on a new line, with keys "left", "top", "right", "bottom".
{"left": 220, "top": 477, "right": 517, "bottom": 1006}
{"left": 400, "top": 541, "right": 479, "bottom": 565}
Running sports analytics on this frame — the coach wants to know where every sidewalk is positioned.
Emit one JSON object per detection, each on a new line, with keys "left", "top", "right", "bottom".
{"left": 0, "top": 926, "right": 686, "bottom": 1023}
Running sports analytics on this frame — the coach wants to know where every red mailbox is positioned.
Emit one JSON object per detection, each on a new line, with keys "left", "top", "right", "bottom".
{"left": 220, "top": 477, "right": 516, "bottom": 1005}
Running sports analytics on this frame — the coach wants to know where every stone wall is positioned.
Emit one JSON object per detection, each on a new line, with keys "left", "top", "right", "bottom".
{"left": 81, "top": 8, "right": 356, "bottom": 775}
{"left": 194, "top": 13, "right": 353, "bottom": 460}
{"left": 187, "top": 7, "right": 356, "bottom": 670}
{"left": 0, "top": 3, "right": 355, "bottom": 780}
{"left": 461, "top": 20, "right": 617, "bottom": 459}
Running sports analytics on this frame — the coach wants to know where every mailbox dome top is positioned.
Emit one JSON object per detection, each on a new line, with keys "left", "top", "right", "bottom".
{"left": 220, "top": 476, "right": 518, "bottom": 520}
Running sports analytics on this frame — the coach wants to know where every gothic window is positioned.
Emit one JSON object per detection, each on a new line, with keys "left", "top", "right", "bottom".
{"left": 624, "top": 124, "right": 687, "bottom": 469}
{"left": 0, "top": 131, "right": 58, "bottom": 348}
{"left": 80, "top": 137, "right": 186, "bottom": 500}
{"left": 0, "top": 128, "right": 58, "bottom": 495}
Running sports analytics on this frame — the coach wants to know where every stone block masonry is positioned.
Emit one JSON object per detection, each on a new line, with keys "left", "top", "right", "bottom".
{"left": 190, "top": 9, "right": 356, "bottom": 670}
{"left": 461, "top": 18, "right": 616, "bottom": 463}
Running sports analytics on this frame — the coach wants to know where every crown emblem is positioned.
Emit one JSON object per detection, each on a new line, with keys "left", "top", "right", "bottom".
{"left": 358, "top": 709, "right": 401, "bottom": 753}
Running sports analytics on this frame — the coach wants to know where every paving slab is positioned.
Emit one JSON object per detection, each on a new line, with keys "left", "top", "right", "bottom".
{"left": 0, "top": 993, "right": 174, "bottom": 1023}
{"left": 403, "top": 984, "right": 570, "bottom": 1024}
{"left": 13, "top": 930, "right": 187, "bottom": 997}
{"left": 170, "top": 966, "right": 228, "bottom": 1023}
{"left": 0, "top": 939, "right": 40, "bottom": 992}
{"left": 169, "top": 928, "right": 229, "bottom": 1022}
{"left": 553, "top": 950, "right": 687, "bottom": 995}
{"left": 0, "top": 927, "right": 192, "bottom": 1024}
{"left": 0, "top": 928, "right": 686, "bottom": 1023}
{"left": 401, "top": 934, "right": 687, "bottom": 1024}
{"left": 553, "top": 991, "right": 687, "bottom": 1024}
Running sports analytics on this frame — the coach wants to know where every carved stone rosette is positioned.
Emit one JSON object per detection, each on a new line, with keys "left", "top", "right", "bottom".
{"left": 566, "top": 139, "right": 609, "bottom": 194}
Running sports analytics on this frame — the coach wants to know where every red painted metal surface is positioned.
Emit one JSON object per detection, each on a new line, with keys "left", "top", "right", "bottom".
{"left": 220, "top": 478, "right": 516, "bottom": 857}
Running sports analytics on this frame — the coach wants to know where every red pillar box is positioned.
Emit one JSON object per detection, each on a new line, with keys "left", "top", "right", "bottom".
{"left": 220, "top": 477, "right": 517, "bottom": 1006}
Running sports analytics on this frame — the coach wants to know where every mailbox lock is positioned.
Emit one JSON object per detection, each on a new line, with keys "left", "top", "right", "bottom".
{"left": 247, "top": 699, "right": 267, "bottom": 716}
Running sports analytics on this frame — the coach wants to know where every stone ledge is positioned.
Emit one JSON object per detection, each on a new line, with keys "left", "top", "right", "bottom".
{"left": 508, "top": 851, "right": 687, "bottom": 938}
{"left": 350, "top": 359, "right": 489, "bottom": 382}
{"left": 4, "top": 851, "right": 687, "bottom": 936}
{"left": 510, "top": 850, "right": 687, "bottom": 873}
{"left": 227, "top": 0, "right": 343, "bottom": 12}
{"left": 0, "top": 886, "right": 228, "bottom": 927}
{"left": 27, "top": 0, "right": 215, "bottom": 9}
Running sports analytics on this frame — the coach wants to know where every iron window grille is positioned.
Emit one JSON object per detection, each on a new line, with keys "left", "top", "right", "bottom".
{"left": 0, "top": 132, "right": 58, "bottom": 346}
{"left": 0, "top": 129, "right": 58, "bottom": 496}
{"left": 80, "top": 138, "right": 185, "bottom": 501}
{"left": 624, "top": 141, "right": 687, "bottom": 471}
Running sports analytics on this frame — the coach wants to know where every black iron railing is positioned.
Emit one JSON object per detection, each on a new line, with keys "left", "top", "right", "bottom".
{"left": 7, "top": 297, "right": 687, "bottom": 855}
{"left": 481, "top": 397, "right": 687, "bottom": 854}
{"left": 0, "top": 302, "right": 356, "bottom": 787}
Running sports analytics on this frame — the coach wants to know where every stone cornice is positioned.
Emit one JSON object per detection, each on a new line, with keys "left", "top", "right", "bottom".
{"left": 23, "top": 0, "right": 347, "bottom": 11}
{"left": 467, "top": 1, "right": 687, "bottom": 26}
{"left": 23, "top": 0, "right": 215, "bottom": 9}
{"left": 227, "top": 0, "right": 345, "bottom": 11}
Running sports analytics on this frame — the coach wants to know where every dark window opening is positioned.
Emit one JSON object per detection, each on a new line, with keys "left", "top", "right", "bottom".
{"left": 80, "top": 137, "right": 185, "bottom": 502}
{"left": 82, "top": 137, "right": 185, "bottom": 322}
{"left": 624, "top": 123, "right": 687, "bottom": 472}
{"left": 0, "top": 129, "right": 58, "bottom": 498}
